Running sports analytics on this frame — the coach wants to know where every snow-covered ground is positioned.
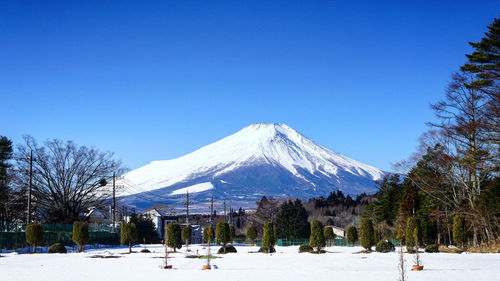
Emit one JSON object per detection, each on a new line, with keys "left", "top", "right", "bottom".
{"left": 1, "top": 244, "right": 498, "bottom": 281}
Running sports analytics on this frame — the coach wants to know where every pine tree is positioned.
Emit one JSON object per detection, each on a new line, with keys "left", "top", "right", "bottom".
{"left": 129, "top": 212, "right": 161, "bottom": 244}
{"left": 165, "top": 222, "right": 182, "bottom": 252}
{"left": 275, "top": 199, "right": 310, "bottom": 239}
{"left": 309, "top": 220, "right": 325, "bottom": 252}
{"left": 246, "top": 226, "right": 257, "bottom": 245}
{"left": 346, "top": 226, "right": 358, "bottom": 246}
{"left": 359, "top": 218, "right": 374, "bottom": 250}
{"left": 0, "top": 136, "right": 13, "bottom": 222}
{"left": 72, "top": 221, "right": 89, "bottom": 252}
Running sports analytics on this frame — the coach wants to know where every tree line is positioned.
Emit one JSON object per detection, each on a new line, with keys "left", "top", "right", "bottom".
{"left": 365, "top": 17, "right": 500, "bottom": 248}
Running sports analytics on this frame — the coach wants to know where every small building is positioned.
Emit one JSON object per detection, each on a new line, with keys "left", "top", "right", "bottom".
{"left": 326, "top": 225, "right": 346, "bottom": 238}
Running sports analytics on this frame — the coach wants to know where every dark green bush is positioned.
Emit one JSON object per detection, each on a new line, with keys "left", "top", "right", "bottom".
{"left": 48, "top": 243, "right": 67, "bottom": 253}
{"left": 261, "top": 222, "right": 276, "bottom": 254}
{"left": 375, "top": 240, "right": 395, "bottom": 253}
{"left": 359, "top": 218, "right": 374, "bottom": 250}
{"left": 140, "top": 248, "right": 151, "bottom": 253}
{"left": 203, "top": 226, "right": 214, "bottom": 245}
{"left": 425, "top": 244, "right": 439, "bottom": 253}
{"left": 453, "top": 215, "right": 467, "bottom": 248}
{"left": 406, "top": 217, "right": 421, "bottom": 249}
{"left": 25, "top": 223, "right": 43, "bottom": 253}
{"left": 346, "top": 226, "right": 358, "bottom": 246}
{"left": 298, "top": 244, "right": 313, "bottom": 253}
{"left": 217, "top": 245, "right": 237, "bottom": 254}
{"left": 246, "top": 226, "right": 257, "bottom": 245}
{"left": 165, "top": 222, "right": 182, "bottom": 252}
{"left": 216, "top": 222, "right": 230, "bottom": 247}
{"left": 72, "top": 221, "right": 89, "bottom": 252}
{"left": 182, "top": 226, "right": 192, "bottom": 247}
{"left": 121, "top": 222, "right": 138, "bottom": 254}
{"left": 309, "top": 220, "right": 325, "bottom": 251}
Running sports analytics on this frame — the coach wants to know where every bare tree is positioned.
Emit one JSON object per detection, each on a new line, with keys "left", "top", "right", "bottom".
{"left": 16, "top": 136, "right": 124, "bottom": 223}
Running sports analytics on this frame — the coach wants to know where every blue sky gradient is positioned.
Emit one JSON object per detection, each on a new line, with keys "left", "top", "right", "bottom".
{"left": 2, "top": 1, "right": 499, "bottom": 171}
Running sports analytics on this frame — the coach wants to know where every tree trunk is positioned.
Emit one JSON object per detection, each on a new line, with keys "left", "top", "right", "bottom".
{"left": 129, "top": 242, "right": 131, "bottom": 254}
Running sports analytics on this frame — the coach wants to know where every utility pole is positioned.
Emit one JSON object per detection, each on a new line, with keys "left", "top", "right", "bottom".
{"left": 224, "top": 200, "right": 227, "bottom": 223}
{"left": 112, "top": 172, "right": 116, "bottom": 229}
{"left": 184, "top": 191, "right": 192, "bottom": 225}
{"left": 209, "top": 196, "right": 214, "bottom": 226}
{"left": 27, "top": 150, "right": 32, "bottom": 224}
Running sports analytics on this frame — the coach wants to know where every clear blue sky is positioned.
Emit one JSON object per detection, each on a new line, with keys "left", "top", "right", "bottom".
{"left": 2, "top": 1, "right": 499, "bottom": 172}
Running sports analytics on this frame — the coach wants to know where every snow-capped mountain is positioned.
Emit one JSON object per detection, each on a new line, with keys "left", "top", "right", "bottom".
{"left": 117, "top": 123, "right": 386, "bottom": 211}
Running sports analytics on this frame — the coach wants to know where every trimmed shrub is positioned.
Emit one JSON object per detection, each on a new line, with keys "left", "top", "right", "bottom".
{"left": 258, "top": 245, "right": 276, "bottom": 253}
{"left": 298, "top": 244, "right": 313, "bottom": 253}
{"left": 216, "top": 222, "right": 230, "bottom": 253}
{"left": 165, "top": 222, "right": 182, "bottom": 252}
{"left": 217, "top": 245, "right": 237, "bottom": 254}
{"left": 453, "top": 215, "right": 467, "bottom": 249}
{"left": 203, "top": 226, "right": 214, "bottom": 245}
{"left": 25, "top": 223, "right": 43, "bottom": 253}
{"left": 375, "top": 240, "right": 395, "bottom": 253}
{"left": 140, "top": 248, "right": 151, "bottom": 253}
{"left": 261, "top": 222, "right": 276, "bottom": 254}
{"left": 121, "top": 222, "right": 138, "bottom": 254}
{"left": 48, "top": 243, "right": 67, "bottom": 253}
{"left": 324, "top": 227, "right": 335, "bottom": 246}
{"left": 346, "top": 226, "right": 358, "bottom": 246}
{"left": 359, "top": 218, "right": 374, "bottom": 250}
{"left": 182, "top": 226, "right": 192, "bottom": 248}
{"left": 72, "top": 221, "right": 89, "bottom": 252}
{"left": 406, "top": 217, "right": 420, "bottom": 250}
{"left": 309, "top": 220, "right": 325, "bottom": 251}
{"left": 425, "top": 244, "right": 439, "bottom": 253}
{"left": 246, "top": 226, "right": 257, "bottom": 245}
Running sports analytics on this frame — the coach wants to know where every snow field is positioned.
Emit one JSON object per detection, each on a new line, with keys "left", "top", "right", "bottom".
{"left": 1, "top": 244, "right": 498, "bottom": 281}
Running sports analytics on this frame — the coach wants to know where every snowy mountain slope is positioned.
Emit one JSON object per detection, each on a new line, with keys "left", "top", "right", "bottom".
{"left": 117, "top": 123, "right": 386, "bottom": 211}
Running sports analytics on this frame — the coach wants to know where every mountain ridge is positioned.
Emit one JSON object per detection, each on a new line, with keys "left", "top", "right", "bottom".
{"left": 117, "top": 123, "right": 386, "bottom": 211}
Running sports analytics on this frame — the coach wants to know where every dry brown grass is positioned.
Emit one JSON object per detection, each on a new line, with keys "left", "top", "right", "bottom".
{"left": 467, "top": 239, "right": 500, "bottom": 253}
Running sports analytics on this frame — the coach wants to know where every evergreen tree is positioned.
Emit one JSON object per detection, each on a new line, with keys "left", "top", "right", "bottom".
{"left": 0, "top": 136, "right": 13, "bottom": 222}
{"left": 182, "top": 226, "right": 192, "bottom": 249}
{"left": 121, "top": 222, "right": 138, "bottom": 254}
{"left": 309, "top": 220, "right": 325, "bottom": 251}
{"left": 216, "top": 222, "right": 230, "bottom": 253}
{"left": 165, "top": 222, "right": 182, "bottom": 252}
{"left": 275, "top": 199, "right": 310, "bottom": 239}
{"left": 203, "top": 226, "right": 214, "bottom": 245}
{"left": 129, "top": 212, "right": 161, "bottom": 244}
{"left": 406, "top": 217, "right": 420, "bottom": 251}
{"left": 246, "top": 225, "right": 257, "bottom": 245}
{"left": 324, "top": 227, "right": 335, "bottom": 246}
{"left": 25, "top": 223, "right": 43, "bottom": 253}
{"left": 359, "top": 218, "right": 374, "bottom": 250}
{"left": 346, "top": 226, "right": 358, "bottom": 246}
{"left": 261, "top": 222, "right": 275, "bottom": 253}
{"left": 453, "top": 215, "right": 467, "bottom": 249}
{"left": 72, "top": 221, "right": 89, "bottom": 252}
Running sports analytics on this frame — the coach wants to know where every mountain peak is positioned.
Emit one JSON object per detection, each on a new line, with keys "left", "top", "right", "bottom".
{"left": 121, "top": 123, "right": 386, "bottom": 210}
